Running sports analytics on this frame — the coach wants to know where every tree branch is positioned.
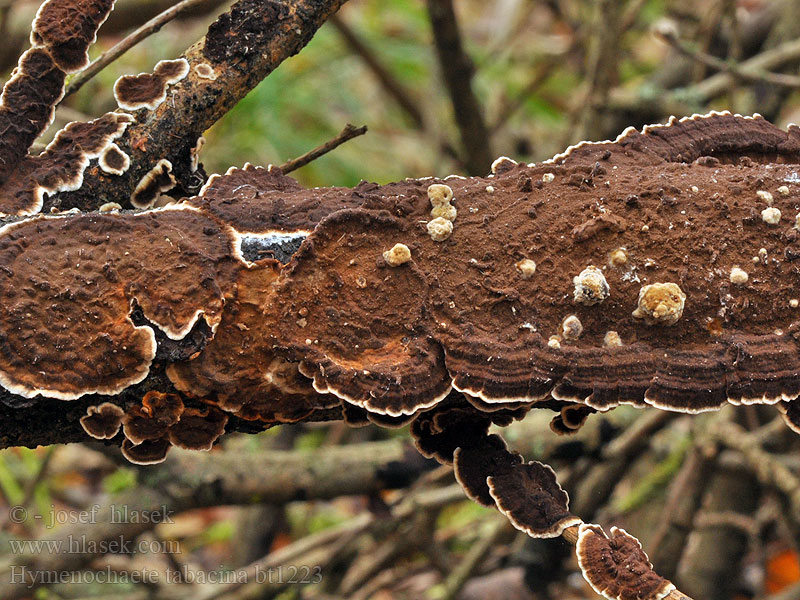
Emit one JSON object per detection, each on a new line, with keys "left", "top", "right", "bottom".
{"left": 48, "top": 0, "right": 350, "bottom": 213}
{"left": 424, "top": 0, "right": 493, "bottom": 175}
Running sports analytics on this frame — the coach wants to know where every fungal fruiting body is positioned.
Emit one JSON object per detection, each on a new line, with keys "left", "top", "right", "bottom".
{"left": 632, "top": 282, "right": 686, "bottom": 325}
{"left": 3, "top": 108, "right": 800, "bottom": 598}
{"left": 573, "top": 265, "right": 610, "bottom": 305}
{"left": 383, "top": 243, "right": 411, "bottom": 266}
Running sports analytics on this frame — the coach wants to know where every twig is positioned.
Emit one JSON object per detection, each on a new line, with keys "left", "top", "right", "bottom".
{"left": 329, "top": 15, "right": 424, "bottom": 129}
{"left": 278, "top": 123, "right": 367, "bottom": 174}
{"left": 425, "top": 0, "right": 493, "bottom": 175}
{"left": 329, "top": 14, "right": 461, "bottom": 165}
{"left": 654, "top": 25, "right": 800, "bottom": 89}
{"left": 440, "top": 517, "right": 508, "bottom": 600}
{"left": 648, "top": 442, "right": 716, "bottom": 578}
{"left": 64, "top": 0, "right": 213, "bottom": 99}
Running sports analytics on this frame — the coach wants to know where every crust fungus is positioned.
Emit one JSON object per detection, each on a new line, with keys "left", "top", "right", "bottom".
{"left": 576, "top": 524, "right": 676, "bottom": 600}
{"left": 121, "top": 438, "right": 171, "bottom": 465}
{"left": 122, "top": 391, "right": 184, "bottom": 445}
{"left": 131, "top": 159, "right": 176, "bottom": 208}
{"left": 80, "top": 402, "right": 124, "bottom": 440}
{"left": 194, "top": 63, "right": 217, "bottom": 80}
{"left": 0, "top": 111, "right": 134, "bottom": 216}
{"left": 31, "top": 0, "right": 115, "bottom": 73}
{"left": 0, "top": 0, "right": 116, "bottom": 197}
{"left": 632, "top": 282, "right": 686, "bottom": 325}
{"left": 114, "top": 58, "right": 190, "bottom": 111}
{"left": 0, "top": 206, "right": 240, "bottom": 400}
{"left": 99, "top": 143, "right": 131, "bottom": 176}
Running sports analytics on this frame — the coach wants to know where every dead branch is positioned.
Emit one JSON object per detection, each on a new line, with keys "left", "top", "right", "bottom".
{"left": 48, "top": 0, "right": 350, "bottom": 212}
{"left": 64, "top": 0, "right": 216, "bottom": 99}
{"left": 279, "top": 123, "right": 367, "bottom": 174}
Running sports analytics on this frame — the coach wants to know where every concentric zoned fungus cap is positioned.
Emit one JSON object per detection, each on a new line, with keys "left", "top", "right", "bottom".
{"left": 122, "top": 392, "right": 184, "bottom": 445}
{"left": 778, "top": 400, "right": 800, "bottom": 434}
{"left": 80, "top": 402, "right": 124, "bottom": 439}
{"left": 253, "top": 112, "right": 800, "bottom": 422}
{"left": 167, "top": 406, "right": 227, "bottom": 451}
{"left": 550, "top": 405, "right": 595, "bottom": 435}
{"left": 166, "top": 262, "right": 340, "bottom": 424}
{"left": 576, "top": 524, "right": 676, "bottom": 600}
{"left": 31, "top": 0, "right": 116, "bottom": 73}
{"left": 114, "top": 58, "right": 190, "bottom": 111}
{"left": 488, "top": 460, "right": 582, "bottom": 538}
{"left": 121, "top": 437, "right": 171, "bottom": 465}
{"left": 411, "top": 405, "right": 493, "bottom": 464}
{"left": 453, "top": 434, "right": 523, "bottom": 506}
{"left": 0, "top": 206, "right": 241, "bottom": 400}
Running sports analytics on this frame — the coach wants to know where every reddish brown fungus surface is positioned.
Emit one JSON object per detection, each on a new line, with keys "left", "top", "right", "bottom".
{"left": 166, "top": 263, "right": 340, "bottom": 424}
{"left": 249, "top": 113, "right": 800, "bottom": 419}
{"left": 0, "top": 207, "right": 241, "bottom": 399}
{"left": 31, "top": 0, "right": 116, "bottom": 73}
{"left": 80, "top": 402, "right": 124, "bottom": 439}
{"left": 577, "top": 524, "right": 676, "bottom": 600}
{"left": 113, "top": 58, "right": 190, "bottom": 111}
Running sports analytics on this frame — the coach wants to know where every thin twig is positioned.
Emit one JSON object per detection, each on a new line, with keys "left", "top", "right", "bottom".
{"left": 425, "top": 0, "right": 493, "bottom": 175}
{"left": 655, "top": 25, "right": 800, "bottom": 89}
{"left": 64, "top": 0, "right": 213, "bottom": 99}
{"left": 329, "top": 14, "right": 461, "bottom": 165}
{"left": 330, "top": 15, "right": 424, "bottom": 129}
{"left": 278, "top": 123, "right": 367, "bottom": 174}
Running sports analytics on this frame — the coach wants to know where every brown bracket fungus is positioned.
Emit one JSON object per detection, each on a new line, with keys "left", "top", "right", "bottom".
{"left": 113, "top": 58, "right": 191, "bottom": 111}
{"left": 122, "top": 392, "right": 184, "bottom": 445}
{"left": 0, "top": 0, "right": 116, "bottom": 197}
{"left": 131, "top": 159, "right": 177, "bottom": 208}
{"left": 121, "top": 437, "right": 172, "bottom": 465}
{"left": 576, "top": 524, "right": 676, "bottom": 600}
{"left": 80, "top": 402, "right": 124, "bottom": 440}
{"left": 488, "top": 459, "right": 582, "bottom": 538}
{"left": 0, "top": 206, "right": 241, "bottom": 399}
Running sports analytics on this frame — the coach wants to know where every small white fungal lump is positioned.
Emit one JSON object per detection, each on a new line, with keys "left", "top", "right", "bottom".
{"left": 515, "top": 258, "right": 537, "bottom": 279}
{"left": 428, "top": 183, "right": 457, "bottom": 222}
{"left": 791, "top": 299, "right": 799, "bottom": 308}
{"left": 778, "top": 185, "right": 790, "bottom": 196}
{"left": 756, "top": 190, "right": 774, "bottom": 205}
{"left": 603, "top": 331, "right": 622, "bottom": 347}
{"left": 609, "top": 248, "right": 627, "bottom": 267}
{"left": 548, "top": 335, "right": 562, "bottom": 349}
{"left": 427, "top": 217, "right": 453, "bottom": 242}
{"left": 632, "top": 282, "right": 686, "bottom": 325}
{"left": 561, "top": 315, "right": 583, "bottom": 341}
{"left": 383, "top": 243, "right": 411, "bottom": 267}
{"left": 762, "top": 206, "right": 781, "bottom": 225}
{"left": 542, "top": 172, "right": 555, "bottom": 183}
{"left": 573, "top": 265, "right": 610, "bottom": 305}
{"left": 729, "top": 267, "right": 748, "bottom": 285}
